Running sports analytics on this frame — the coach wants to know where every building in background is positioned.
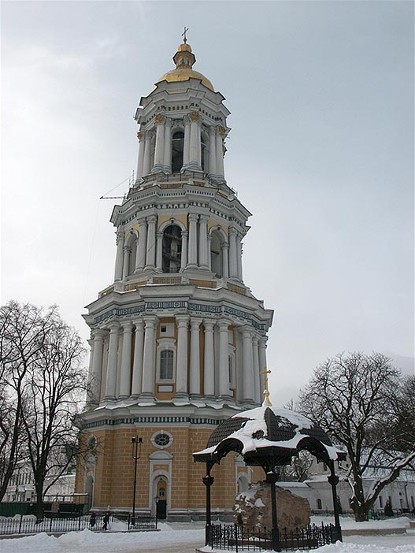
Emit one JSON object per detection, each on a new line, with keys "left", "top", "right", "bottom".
{"left": 75, "top": 36, "right": 273, "bottom": 521}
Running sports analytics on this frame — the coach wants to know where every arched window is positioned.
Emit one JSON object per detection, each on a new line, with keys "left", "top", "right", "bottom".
{"left": 172, "top": 131, "right": 184, "bottom": 172}
{"left": 128, "top": 234, "right": 137, "bottom": 276}
{"left": 160, "top": 350, "right": 174, "bottom": 380}
{"left": 162, "top": 225, "right": 182, "bottom": 273}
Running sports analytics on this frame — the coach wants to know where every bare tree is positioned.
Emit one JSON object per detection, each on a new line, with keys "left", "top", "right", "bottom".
{"left": 298, "top": 352, "right": 415, "bottom": 521}
{"left": 0, "top": 302, "right": 87, "bottom": 518}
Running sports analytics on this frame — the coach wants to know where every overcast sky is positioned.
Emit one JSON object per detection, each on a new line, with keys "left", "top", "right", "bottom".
{"left": 1, "top": 1, "right": 414, "bottom": 406}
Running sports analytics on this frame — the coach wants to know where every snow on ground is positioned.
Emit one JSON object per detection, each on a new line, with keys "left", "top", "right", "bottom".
{"left": 0, "top": 517, "right": 413, "bottom": 553}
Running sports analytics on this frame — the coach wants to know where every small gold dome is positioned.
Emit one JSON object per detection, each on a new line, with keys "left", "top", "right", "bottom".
{"left": 156, "top": 42, "right": 214, "bottom": 92}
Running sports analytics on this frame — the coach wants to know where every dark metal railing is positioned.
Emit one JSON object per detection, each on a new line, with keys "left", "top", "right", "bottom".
{"left": 0, "top": 513, "right": 158, "bottom": 535}
{"left": 207, "top": 522, "right": 342, "bottom": 551}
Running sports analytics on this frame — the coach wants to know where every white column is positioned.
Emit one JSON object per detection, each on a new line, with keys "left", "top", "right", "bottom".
{"left": 218, "top": 320, "right": 230, "bottom": 397}
{"left": 236, "top": 233, "right": 243, "bottom": 281}
{"left": 229, "top": 227, "right": 238, "bottom": 278}
{"left": 252, "top": 336, "right": 260, "bottom": 404}
{"left": 242, "top": 326, "right": 254, "bottom": 402}
{"left": 175, "top": 315, "right": 189, "bottom": 397}
{"left": 141, "top": 316, "right": 157, "bottom": 398}
{"left": 215, "top": 126, "right": 225, "bottom": 177}
{"left": 189, "top": 318, "right": 202, "bottom": 397}
{"left": 153, "top": 115, "right": 165, "bottom": 172}
{"left": 136, "top": 219, "right": 147, "bottom": 271}
{"left": 122, "top": 245, "right": 130, "bottom": 279}
{"left": 120, "top": 325, "right": 131, "bottom": 396}
{"left": 222, "top": 241, "right": 229, "bottom": 278}
{"left": 183, "top": 116, "right": 191, "bottom": 167}
{"left": 259, "top": 337, "right": 268, "bottom": 401}
{"left": 203, "top": 320, "right": 215, "bottom": 397}
{"left": 114, "top": 231, "right": 125, "bottom": 282}
{"left": 156, "top": 231, "right": 163, "bottom": 271}
{"left": 142, "top": 132, "right": 152, "bottom": 177}
{"left": 163, "top": 120, "right": 172, "bottom": 173}
{"left": 105, "top": 323, "right": 119, "bottom": 400}
{"left": 136, "top": 132, "right": 145, "bottom": 180}
{"left": 180, "top": 230, "right": 188, "bottom": 271}
{"left": 208, "top": 126, "right": 217, "bottom": 177}
{"left": 187, "top": 213, "right": 198, "bottom": 268}
{"left": 198, "top": 215, "right": 209, "bottom": 269}
{"left": 145, "top": 215, "right": 157, "bottom": 269}
{"left": 119, "top": 322, "right": 133, "bottom": 398}
{"left": 131, "top": 320, "right": 144, "bottom": 397}
{"left": 88, "top": 330, "right": 105, "bottom": 404}
{"left": 189, "top": 112, "right": 201, "bottom": 170}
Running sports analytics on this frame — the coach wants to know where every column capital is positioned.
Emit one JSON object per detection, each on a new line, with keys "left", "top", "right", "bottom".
{"left": 203, "top": 319, "right": 215, "bottom": 330}
{"left": 229, "top": 226, "right": 238, "bottom": 237}
{"left": 218, "top": 320, "right": 230, "bottom": 331}
{"left": 176, "top": 314, "right": 189, "bottom": 326}
{"left": 199, "top": 214, "right": 209, "bottom": 224}
{"left": 92, "top": 328, "right": 107, "bottom": 339}
{"left": 146, "top": 215, "right": 157, "bottom": 224}
{"left": 143, "top": 314, "right": 159, "bottom": 327}
{"left": 133, "top": 319, "right": 144, "bottom": 330}
{"left": 137, "top": 131, "right": 144, "bottom": 141}
{"left": 121, "top": 320, "right": 133, "bottom": 331}
{"left": 190, "top": 318, "right": 203, "bottom": 329}
{"left": 189, "top": 111, "right": 200, "bottom": 122}
{"left": 188, "top": 213, "right": 199, "bottom": 223}
{"left": 116, "top": 229, "right": 125, "bottom": 244}
{"left": 181, "top": 230, "right": 188, "bottom": 238}
{"left": 154, "top": 114, "right": 165, "bottom": 125}
{"left": 108, "top": 322, "right": 120, "bottom": 331}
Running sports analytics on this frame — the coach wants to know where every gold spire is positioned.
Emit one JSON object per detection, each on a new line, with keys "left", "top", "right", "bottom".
{"left": 260, "top": 368, "right": 272, "bottom": 407}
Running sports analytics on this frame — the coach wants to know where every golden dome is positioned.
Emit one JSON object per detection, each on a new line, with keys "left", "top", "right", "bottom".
{"left": 156, "top": 42, "right": 214, "bottom": 92}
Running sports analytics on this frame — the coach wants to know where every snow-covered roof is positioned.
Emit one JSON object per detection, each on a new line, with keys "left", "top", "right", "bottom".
{"left": 193, "top": 405, "right": 340, "bottom": 464}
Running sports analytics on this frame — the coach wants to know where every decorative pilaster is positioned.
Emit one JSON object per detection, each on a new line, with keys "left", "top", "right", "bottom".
{"left": 122, "top": 245, "right": 131, "bottom": 279}
{"left": 203, "top": 320, "right": 215, "bottom": 397}
{"left": 88, "top": 329, "right": 105, "bottom": 404}
{"left": 229, "top": 227, "right": 238, "bottom": 278}
{"left": 119, "top": 322, "right": 133, "bottom": 398}
{"left": 175, "top": 315, "right": 189, "bottom": 398}
{"left": 218, "top": 320, "right": 231, "bottom": 398}
{"left": 183, "top": 116, "right": 191, "bottom": 167}
{"left": 142, "top": 131, "right": 152, "bottom": 176}
{"left": 163, "top": 119, "right": 172, "bottom": 173}
{"left": 187, "top": 112, "right": 202, "bottom": 171}
{"left": 152, "top": 114, "right": 165, "bottom": 173}
{"left": 156, "top": 231, "right": 163, "bottom": 271}
{"left": 180, "top": 230, "right": 188, "bottom": 271}
{"left": 208, "top": 126, "right": 217, "bottom": 178}
{"left": 145, "top": 215, "right": 157, "bottom": 270}
{"left": 140, "top": 316, "right": 158, "bottom": 399}
{"left": 105, "top": 323, "right": 119, "bottom": 400}
{"left": 198, "top": 215, "right": 209, "bottom": 269}
{"left": 131, "top": 320, "right": 144, "bottom": 397}
{"left": 136, "top": 131, "right": 145, "bottom": 181}
{"left": 241, "top": 326, "right": 254, "bottom": 402}
{"left": 136, "top": 219, "right": 147, "bottom": 271}
{"left": 236, "top": 233, "right": 243, "bottom": 281}
{"left": 114, "top": 230, "right": 125, "bottom": 282}
{"left": 187, "top": 213, "right": 198, "bottom": 268}
{"left": 222, "top": 241, "right": 229, "bottom": 278}
{"left": 189, "top": 318, "right": 202, "bottom": 397}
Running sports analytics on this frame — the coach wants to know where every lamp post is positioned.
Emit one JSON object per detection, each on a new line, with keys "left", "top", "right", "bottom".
{"left": 131, "top": 436, "right": 143, "bottom": 527}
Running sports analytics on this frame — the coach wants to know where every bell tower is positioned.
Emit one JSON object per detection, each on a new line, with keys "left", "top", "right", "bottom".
{"left": 76, "top": 37, "right": 273, "bottom": 521}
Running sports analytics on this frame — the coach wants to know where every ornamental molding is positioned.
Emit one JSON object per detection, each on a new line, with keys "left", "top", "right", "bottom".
{"left": 92, "top": 300, "right": 266, "bottom": 331}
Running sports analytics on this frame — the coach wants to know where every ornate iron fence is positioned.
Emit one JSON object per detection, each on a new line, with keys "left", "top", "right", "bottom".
{"left": 207, "top": 522, "right": 342, "bottom": 551}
